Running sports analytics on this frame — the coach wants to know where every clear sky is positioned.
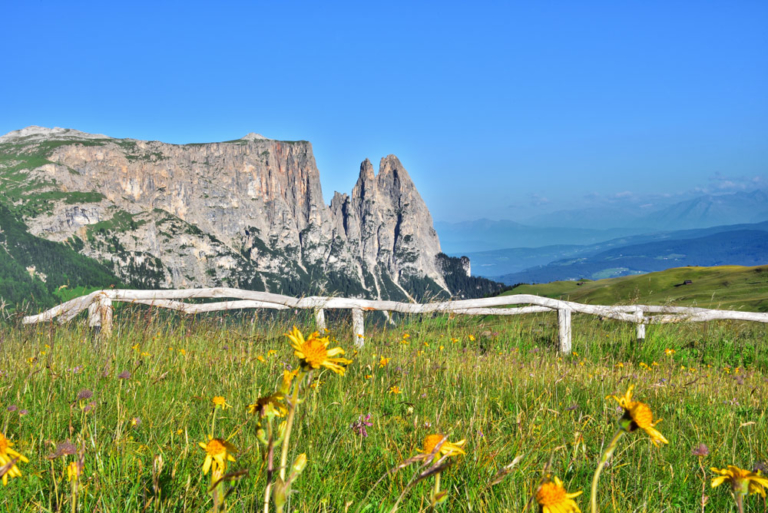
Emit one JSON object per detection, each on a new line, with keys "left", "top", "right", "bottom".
{"left": 1, "top": 1, "right": 766, "bottom": 222}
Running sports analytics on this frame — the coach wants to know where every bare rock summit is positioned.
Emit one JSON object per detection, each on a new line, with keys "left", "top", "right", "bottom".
{"left": 0, "top": 126, "right": 464, "bottom": 300}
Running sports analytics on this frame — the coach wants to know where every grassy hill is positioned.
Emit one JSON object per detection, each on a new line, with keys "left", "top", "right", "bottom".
{"left": 504, "top": 265, "right": 768, "bottom": 311}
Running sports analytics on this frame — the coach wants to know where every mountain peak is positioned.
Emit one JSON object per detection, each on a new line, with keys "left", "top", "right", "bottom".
{"left": 240, "top": 133, "right": 270, "bottom": 141}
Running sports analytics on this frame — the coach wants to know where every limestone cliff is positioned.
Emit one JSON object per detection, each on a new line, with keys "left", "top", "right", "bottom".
{"left": 0, "top": 126, "right": 450, "bottom": 299}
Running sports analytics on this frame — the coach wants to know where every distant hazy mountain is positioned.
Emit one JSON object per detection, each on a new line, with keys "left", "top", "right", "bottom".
{"left": 461, "top": 220, "right": 768, "bottom": 278}
{"left": 439, "top": 190, "right": 768, "bottom": 255}
{"left": 629, "top": 190, "right": 768, "bottom": 230}
{"left": 494, "top": 225, "right": 768, "bottom": 285}
{"left": 434, "top": 219, "right": 647, "bottom": 253}
{"left": 522, "top": 206, "right": 650, "bottom": 230}
{"left": 523, "top": 190, "right": 768, "bottom": 231}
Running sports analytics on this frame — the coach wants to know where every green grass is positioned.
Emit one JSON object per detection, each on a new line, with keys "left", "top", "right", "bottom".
{"left": 507, "top": 265, "right": 768, "bottom": 312}
{"left": 0, "top": 309, "right": 766, "bottom": 511}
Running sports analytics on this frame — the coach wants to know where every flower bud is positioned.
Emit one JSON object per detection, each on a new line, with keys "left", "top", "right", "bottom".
{"left": 292, "top": 453, "right": 308, "bottom": 476}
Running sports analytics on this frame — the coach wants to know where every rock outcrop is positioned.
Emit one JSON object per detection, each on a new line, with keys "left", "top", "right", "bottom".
{"left": 0, "top": 126, "right": 450, "bottom": 299}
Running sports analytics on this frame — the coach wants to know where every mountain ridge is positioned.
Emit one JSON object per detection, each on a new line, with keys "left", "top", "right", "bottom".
{"left": 0, "top": 126, "right": 501, "bottom": 304}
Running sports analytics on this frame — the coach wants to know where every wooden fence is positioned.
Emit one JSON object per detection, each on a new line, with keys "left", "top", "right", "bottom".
{"left": 20, "top": 288, "right": 768, "bottom": 354}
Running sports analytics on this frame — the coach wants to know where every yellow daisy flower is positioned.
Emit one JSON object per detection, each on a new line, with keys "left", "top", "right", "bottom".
{"left": 286, "top": 326, "right": 352, "bottom": 375}
{"left": 388, "top": 385, "right": 401, "bottom": 394}
{"left": 0, "top": 433, "right": 29, "bottom": 486}
{"left": 536, "top": 475, "right": 582, "bottom": 513}
{"left": 212, "top": 396, "right": 231, "bottom": 409}
{"left": 247, "top": 393, "right": 288, "bottom": 420}
{"left": 610, "top": 385, "right": 668, "bottom": 446}
{"left": 419, "top": 434, "right": 466, "bottom": 458}
{"left": 379, "top": 357, "right": 391, "bottom": 368}
{"left": 711, "top": 465, "right": 768, "bottom": 498}
{"left": 198, "top": 436, "right": 237, "bottom": 477}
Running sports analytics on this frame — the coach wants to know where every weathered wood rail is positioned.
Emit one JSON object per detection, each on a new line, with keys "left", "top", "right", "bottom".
{"left": 21, "top": 288, "right": 768, "bottom": 354}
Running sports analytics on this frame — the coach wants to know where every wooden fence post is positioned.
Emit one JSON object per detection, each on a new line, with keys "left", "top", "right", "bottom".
{"left": 315, "top": 308, "right": 326, "bottom": 332}
{"left": 636, "top": 311, "right": 646, "bottom": 344}
{"left": 352, "top": 308, "right": 365, "bottom": 348}
{"left": 88, "top": 301, "right": 101, "bottom": 331}
{"left": 558, "top": 308, "right": 572, "bottom": 354}
{"left": 99, "top": 295, "right": 113, "bottom": 338}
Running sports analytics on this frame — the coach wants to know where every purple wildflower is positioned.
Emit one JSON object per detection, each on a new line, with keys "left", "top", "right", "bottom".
{"left": 76, "top": 389, "right": 93, "bottom": 401}
{"left": 351, "top": 414, "right": 373, "bottom": 438}
{"left": 691, "top": 443, "right": 709, "bottom": 457}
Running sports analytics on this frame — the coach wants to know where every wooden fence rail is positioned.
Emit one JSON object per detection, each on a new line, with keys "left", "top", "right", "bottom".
{"left": 20, "top": 288, "right": 768, "bottom": 354}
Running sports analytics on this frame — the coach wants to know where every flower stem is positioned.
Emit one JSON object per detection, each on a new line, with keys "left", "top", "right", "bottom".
{"left": 279, "top": 371, "right": 305, "bottom": 481}
{"left": 590, "top": 430, "right": 624, "bottom": 513}
{"left": 431, "top": 473, "right": 441, "bottom": 509}
{"left": 735, "top": 492, "right": 744, "bottom": 513}
{"left": 263, "top": 422, "right": 274, "bottom": 513}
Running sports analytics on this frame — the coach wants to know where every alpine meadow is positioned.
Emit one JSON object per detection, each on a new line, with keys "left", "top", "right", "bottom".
{"left": 2, "top": 1, "right": 768, "bottom": 512}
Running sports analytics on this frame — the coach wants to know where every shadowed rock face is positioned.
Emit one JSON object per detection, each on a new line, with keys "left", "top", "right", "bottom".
{"left": 0, "top": 127, "right": 447, "bottom": 298}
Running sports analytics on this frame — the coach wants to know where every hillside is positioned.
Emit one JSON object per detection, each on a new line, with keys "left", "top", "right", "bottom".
{"left": 0, "top": 204, "right": 124, "bottom": 309}
{"left": 504, "top": 265, "right": 768, "bottom": 312}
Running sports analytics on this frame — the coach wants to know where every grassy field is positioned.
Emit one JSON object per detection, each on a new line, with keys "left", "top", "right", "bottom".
{"left": 506, "top": 265, "right": 768, "bottom": 312}
{"left": 0, "top": 307, "right": 766, "bottom": 512}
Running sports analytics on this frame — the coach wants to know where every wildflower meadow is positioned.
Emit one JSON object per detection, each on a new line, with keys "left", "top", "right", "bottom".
{"left": 0, "top": 307, "right": 766, "bottom": 512}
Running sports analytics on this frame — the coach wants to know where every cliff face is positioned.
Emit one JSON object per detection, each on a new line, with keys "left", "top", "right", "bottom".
{"left": 0, "top": 126, "right": 448, "bottom": 299}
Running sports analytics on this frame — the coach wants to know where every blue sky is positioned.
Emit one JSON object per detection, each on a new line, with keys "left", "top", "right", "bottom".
{"left": 1, "top": 1, "right": 766, "bottom": 222}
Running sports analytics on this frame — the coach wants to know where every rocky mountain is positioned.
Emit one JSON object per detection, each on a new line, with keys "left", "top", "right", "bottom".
{"left": 0, "top": 126, "right": 497, "bottom": 303}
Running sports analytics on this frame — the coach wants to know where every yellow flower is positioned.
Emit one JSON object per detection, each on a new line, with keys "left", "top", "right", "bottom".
{"left": 615, "top": 362, "right": 624, "bottom": 368}
{"left": 267, "top": 349, "right": 277, "bottom": 357}
{"left": 257, "top": 355, "right": 266, "bottom": 363}
{"left": 469, "top": 335, "right": 475, "bottom": 342}
{"left": 402, "top": 333, "right": 410, "bottom": 339}
{"left": 247, "top": 393, "right": 288, "bottom": 420}
{"left": 610, "top": 385, "right": 668, "bottom": 446}
{"left": 66, "top": 461, "right": 80, "bottom": 482}
{"left": 365, "top": 374, "right": 373, "bottom": 380}
{"left": 711, "top": 465, "right": 768, "bottom": 498}
{"left": 665, "top": 348, "right": 675, "bottom": 356}
{"left": 199, "top": 436, "right": 237, "bottom": 477}
{"left": 388, "top": 385, "right": 401, "bottom": 395}
{"left": 179, "top": 349, "right": 186, "bottom": 356}
{"left": 451, "top": 338, "right": 458, "bottom": 343}
{"left": 379, "top": 357, "right": 390, "bottom": 368}
{"left": 0, "top": 433, "right": 29, "bottom": 486}
{"left": 212, "top": 396, "right": 231, "bottom": 409}
{"left": 419, "top": 434, "right": 466, "bottom": 458}
{"left": 286, "top": 326, "right": 352, "bottom": 374}
{"left": 535, "top": 475, "right": 582, "bottom": 513}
